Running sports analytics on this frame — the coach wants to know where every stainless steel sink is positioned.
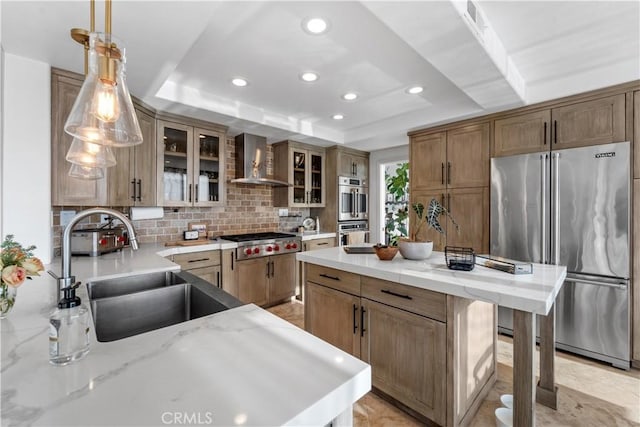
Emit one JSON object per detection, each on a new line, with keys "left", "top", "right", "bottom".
{"left": 87, "top": 271, "right": 243, "bottom": 342}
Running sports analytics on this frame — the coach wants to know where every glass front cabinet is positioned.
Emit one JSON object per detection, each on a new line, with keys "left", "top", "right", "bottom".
{"left": 157, "top": 119, "right": 226, "bottom": 207}
{"left": 273, "top": 141, "right": 325, "bottom": 208}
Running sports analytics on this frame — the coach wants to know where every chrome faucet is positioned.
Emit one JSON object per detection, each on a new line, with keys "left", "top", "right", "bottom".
{"left": 51, "top": 208, "right": 139, "bottom": 295}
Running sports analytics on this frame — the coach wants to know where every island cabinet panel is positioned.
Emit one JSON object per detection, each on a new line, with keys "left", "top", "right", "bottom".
{"left": 361, "top": 299, "right": 446, "bottom": 426}
{"left": 305, "top": 281, "right": 361, "bottom": 358}
{"left": 221, "top": 249, "right": 238, "bottom": 298}
{"left": 306, "top": 264, "right": 361, "bottom": 295}
{"left": 493, "top": 110, "right": 551, "bottom": 157}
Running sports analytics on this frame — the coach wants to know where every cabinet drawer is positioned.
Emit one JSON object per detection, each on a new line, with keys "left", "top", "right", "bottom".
{"left": 305, "top": 237, "right": 335, "bottom": 251}
{"left": 173, "top": 250, "right": 221, "bottom": 270}
{"left": 306, "top": 264, "right": 360, "bottom": 296}
{"left": 361, "top": 276, "right": 446, "bottom": 322}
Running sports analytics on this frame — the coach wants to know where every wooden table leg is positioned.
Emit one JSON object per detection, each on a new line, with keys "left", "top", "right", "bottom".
{"left": 513, "top": 309, "right": 536, "bottom": 426}
{"left": 537, "top": 303, "right": 558, "bottom": 409}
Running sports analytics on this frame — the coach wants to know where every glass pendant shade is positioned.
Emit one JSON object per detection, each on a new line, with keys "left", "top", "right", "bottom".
{"left": 68, "top": 163, "right": 105, "bottom": 180}
{"left": 64, "top": 32, "right": 142, "bottom": 147}
{"left": 66, "top": 138, "right": 116, "bottom": 168}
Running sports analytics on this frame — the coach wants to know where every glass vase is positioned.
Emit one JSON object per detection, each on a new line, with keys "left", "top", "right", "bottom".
{"left": 0, "top": 285, "right": 18, "bottom": 319}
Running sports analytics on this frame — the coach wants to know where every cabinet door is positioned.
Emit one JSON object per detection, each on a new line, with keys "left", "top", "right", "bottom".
{"left": 337, "top": 152, "right": 355, "bottom": 177}
{"left": 157, "top": 120, "right": 193, "bottom": 206}
{"left": 410, "top": 132, "right": 446, "bottom": 191}
{"left": 290, "top": 147, "right": 309, "bottom": 206}
{"left": 51, "top": 71, "right": 107, "bottom": 206}
{"left": 494, "top": 110, "right": 551, "bottom": 157}
{"left": 188, "top": 266, "right": 221, "bottom": 288}
{"left": 551, "top": 94, "right": 626, "bottom": 149}
{"left": 193, "top": 127, "right": 224, "bottom": 206}
{"left": 353, "top": 153, "right": 368, "bottom": 179}
{"left": 447, "top": 123, "right": 490, "bottom": 188}
{"left": 445, "top": 187, "right": 489, "bottom": 253}
{"left": 221, "top": 249, "right": 238, "bottom": 298}
{"left": 307, "top": 150, "right": 325, "bottom": 207}
{"left": 108, "top": 145, "right": 135, "bottom": 206}
{"left": 411, "top": 191, "right": 446, "bottom": 251}
{"left": 634, "top": 91, "right": 640, "bottom": 179}
{"left": 304, "top": 282, "right": 361, "bottom": 357}
{"left": 269, "top": 253, "right": 297, "bottom": 303}
{"left": 237, "top": 258, "right": 268, "bottom": 306}
{"left": 134, "top": 108, "right": 157, "bottom": 206}
{"left": 361, "top": 299, "right": 446, "bottom": 425}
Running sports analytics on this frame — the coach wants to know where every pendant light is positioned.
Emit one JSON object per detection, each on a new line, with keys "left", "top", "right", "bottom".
{"left": 66, "top": 138, "right": 116, "bottom": 168}
{"left": 64, "top": 0, "right": 142, "bottom": 147}
{"left": 68, "top": 163, "right": 105, "bottom": 180}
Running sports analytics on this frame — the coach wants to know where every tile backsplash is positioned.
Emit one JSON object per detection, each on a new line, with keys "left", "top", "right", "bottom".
{"left": 51, "top": 137, "right": 311, "bottom": 254}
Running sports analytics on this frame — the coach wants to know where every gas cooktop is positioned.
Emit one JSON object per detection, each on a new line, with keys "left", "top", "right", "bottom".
{"left": 222, "top": 232, "right": 296, "bottom": 242}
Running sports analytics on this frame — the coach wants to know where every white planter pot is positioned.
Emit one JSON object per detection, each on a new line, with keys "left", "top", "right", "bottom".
{"left": 398, "top": 240, "right": 433, "bottom": 260}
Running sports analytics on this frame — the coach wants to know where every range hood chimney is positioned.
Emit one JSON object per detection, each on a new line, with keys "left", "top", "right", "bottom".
{"left": 231, "top": 134, "right": 290, "bottom": 186}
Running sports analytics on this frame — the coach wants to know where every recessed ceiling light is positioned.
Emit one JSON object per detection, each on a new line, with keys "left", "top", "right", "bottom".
{"left": 342, "top": 92, "right": 358, "bottom": 101}
{"left": 332, "top": 114, "right": 344, "bottom": 120}
{"left": 300, "top": 72, "right": 319, "bottom": 82}
{"left": 407, "top": 86, "right": 424, "bottom": 94}
{"left": 303, "top": 17, "right": 329, "bottom": 35}
{"left": 231, "top": 77, "right": 248, "bottom": 87}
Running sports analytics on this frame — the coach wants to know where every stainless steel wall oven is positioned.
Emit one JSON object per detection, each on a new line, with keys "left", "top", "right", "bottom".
{"left": 338, "top": 176, "right": 368, "bottom": 221}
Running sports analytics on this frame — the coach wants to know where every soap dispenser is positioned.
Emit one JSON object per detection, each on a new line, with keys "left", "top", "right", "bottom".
{"left": 49, "top": 281, "right": 90, "bottom": 365}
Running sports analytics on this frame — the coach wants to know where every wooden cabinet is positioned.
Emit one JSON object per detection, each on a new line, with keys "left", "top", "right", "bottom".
{"left": 634, "top": 90, "right": 640, "bottom": 180}
{"left": 221, "top": 249, "right": 238, "bottom": 299}
{"left": 335, "top": 148, "right": 369, "bottom": 179}
{"left": 634, "top": 180, "right": 640, "bottom": 364}
{"left": 304, "top": 266, "right": 494, "bottom": 426}
{"left": 361, "top": 299, "right": 446, "bottom": 425}
{"left": 156, "top": 118, "right": 226, "bottom": 207}
{"left": 410, "top": 123, "right": 490, "bottom": 252}
{"left": 493, "top": 94, "right": 626, "bottom": 157}
{"left": 51, "top": 68, "right": 107, "bottom": 206}
{"left": 303, "top": 237, "right": 335, "bottom": 251}
{"left": 236, "top": 253, "right": 297, "bottom": 307}
{"left": 172, "top": 250, "right": 221, "bottom": 288}
{"left": 273, "top": 141, "right": 325, "bottom": 207}
{"left": 109, "top": 103, "right": 157, "bottom": 206}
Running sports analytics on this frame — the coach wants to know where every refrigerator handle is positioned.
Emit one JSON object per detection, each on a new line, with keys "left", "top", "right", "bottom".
{"left": 568, "top": 277, "right": 628, "bottom": 290}
{"left": 552, "top": 152, "right": 560, "bottom": 265}
{"left": 540, "top": 154, "right": 547, "bottom": 264}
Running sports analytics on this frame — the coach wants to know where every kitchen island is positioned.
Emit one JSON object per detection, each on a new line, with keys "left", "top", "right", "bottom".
{"left": 298, "top": 247, "right": 567, "bottom": 427}
{"left": 1, "top": 243, "right": 370, "bottom": 426}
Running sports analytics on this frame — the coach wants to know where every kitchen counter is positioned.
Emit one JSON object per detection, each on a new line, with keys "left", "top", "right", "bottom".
{"left": 1, "top": 244, "right": 370, "bottom": 426}
{"left": 297, "top": 246, "right": 567, "bottom": 426}
{"left": 298, "top": 232, "right": 336, "bottom": 241}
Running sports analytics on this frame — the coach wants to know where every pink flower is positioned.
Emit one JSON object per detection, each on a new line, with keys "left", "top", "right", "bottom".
{"left": 2, "top": 265, "right": 26, "bottom": 287}
{"left": 22, "top": 257, "right": 44, "bottom": 276}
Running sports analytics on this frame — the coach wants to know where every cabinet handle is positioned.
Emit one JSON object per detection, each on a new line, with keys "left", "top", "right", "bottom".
{"left": 137, "top": 179, "right": 142, "bottom": 201}
{"left": 553, "top": 120, "right": 557, "bottom": 144}
{"left": 543, "top": 122, "right": 547, "bottom": 145}
{"left": 271, "top": 261, "right": 274, "bottom": 278}
{"left": 441, "top": 193, "right": 445, "bottom": 207}
{"left": 266, "top": 261, "right": 270, "bottom": 278}
{"left": 195, "top": 184, "right": 199, "bottom": 202}
{"left": 317, "top": 242, "right": 328, "bottom": 246}
{"left": 188, "top": 184, "right": 192, "bottom": 202}
{"left": 217, "top": 271, "right": 221, "bottom": 288}
{"left": 319, "top": 273, "right": 340, "bottom": 281}
{"left": 447, "top": 161, "right": 451, "bottom": 185}
{"left": 230, "top": 252, "right": 234, "bottom": 271}
{"left": 381, "top": 289, "right": 413, "bottom": 300}
{"left": 447, "top": 193, "right": 451, "bottom": 212}
{"left": 353, "top": 304, "right": 358, "bottom": 334}
{"left": 131, "top": 180, "right": 137, "bottom": 201}
{"left": 188, "top": 258, "right": 210, "bottom": 263}
{"left": 360, "top": 306, "right": 366, "bottom": 337}
{"left": 441, "top": 163, "right": 445, "bottom": 185}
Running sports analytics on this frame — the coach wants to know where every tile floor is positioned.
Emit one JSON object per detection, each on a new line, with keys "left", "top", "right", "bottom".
{"left": 268, "top": 300, "right": 640, "bottom": 426}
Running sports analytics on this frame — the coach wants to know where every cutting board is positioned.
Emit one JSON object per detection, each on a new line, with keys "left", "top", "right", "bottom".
{"left": 164, "top": 239, "right": 213, "bottom": 247}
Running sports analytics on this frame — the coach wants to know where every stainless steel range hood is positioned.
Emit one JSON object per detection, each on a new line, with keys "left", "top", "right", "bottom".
{"left": 231, "top": 134, "right": 291, "bottom": 186}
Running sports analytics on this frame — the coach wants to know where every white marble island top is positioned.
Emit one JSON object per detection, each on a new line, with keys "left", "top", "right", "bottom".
{"left": 297, "top": 247, "right": 567, "bottom": 315}
{"left": 1, "top": 244, "right": 370, "bottom": 426}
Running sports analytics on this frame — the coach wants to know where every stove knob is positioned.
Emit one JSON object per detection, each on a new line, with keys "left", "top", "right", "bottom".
{"left": 245, "top": 248, "right": 253, "bottom": 256}
{"left": 117, "top": 236, "right": 126, "bottom": 243}
{"left": 274, "top": 245, "right": 280, "bottom": 251}
{"left": 99, "top": 238, "right": 108, "bottom": 246}
{"left": 292, "top": 243, "right": 298, "bottom": 249}
{"left": 253, "top": 248, "right": 260, "bottom": 254}
{"left": 285, "top": 244, "right": 291, "bottom": 250}
{"left": 266, "top": 246, "right": 273, "bottom": 252}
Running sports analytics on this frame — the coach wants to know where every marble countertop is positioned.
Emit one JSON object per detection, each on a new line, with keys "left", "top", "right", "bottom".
{"left": 297, "top": 247, "right": 567, "bottom": 315}
{"left": 1, "top": 243, "right": 370, "bottom": 426}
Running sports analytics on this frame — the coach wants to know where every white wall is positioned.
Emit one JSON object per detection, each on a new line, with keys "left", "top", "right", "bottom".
{"left": 369, "top": 145, "right": 409, "bottom": 244}
{"left": 1, "top": 53, "right": 52, "bottom": 263}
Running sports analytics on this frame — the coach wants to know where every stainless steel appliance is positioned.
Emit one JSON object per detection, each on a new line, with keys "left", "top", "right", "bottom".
{"left": 231, "top": 134, "right": 290, "bottom": 186}
{"left": 490, "top": 141, "right": 631, "bottom": 369}
{"left": 70, "top": 228, "right": 127, "bottom": 257}
{"left": 338, "top": 220, "right": 369, "bottom": 246}
{"left": 222, "top": 232, "right": 301, "bottom": 260}
{"left": 338, "top": 176, "right": 368, "bottom": 221}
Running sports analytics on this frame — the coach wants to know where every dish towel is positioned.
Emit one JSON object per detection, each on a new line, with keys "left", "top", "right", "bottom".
{"left": 347, "top": 231, "right": 367, "bottom": 245}
{"left": 198, "top": 175, "right": 209, "bottom": 202}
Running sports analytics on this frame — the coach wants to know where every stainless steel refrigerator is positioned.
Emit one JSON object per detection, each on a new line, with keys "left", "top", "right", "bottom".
{"left": 490, "top": 141, "right": 631, "bottom": 369}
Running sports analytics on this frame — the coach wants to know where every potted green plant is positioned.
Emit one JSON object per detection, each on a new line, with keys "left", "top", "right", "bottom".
{"left": 384, "top": 162, "right": 409, "bottom": 246}
{"left": 398, "top": 198, "right": 459, "bottom": 260}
